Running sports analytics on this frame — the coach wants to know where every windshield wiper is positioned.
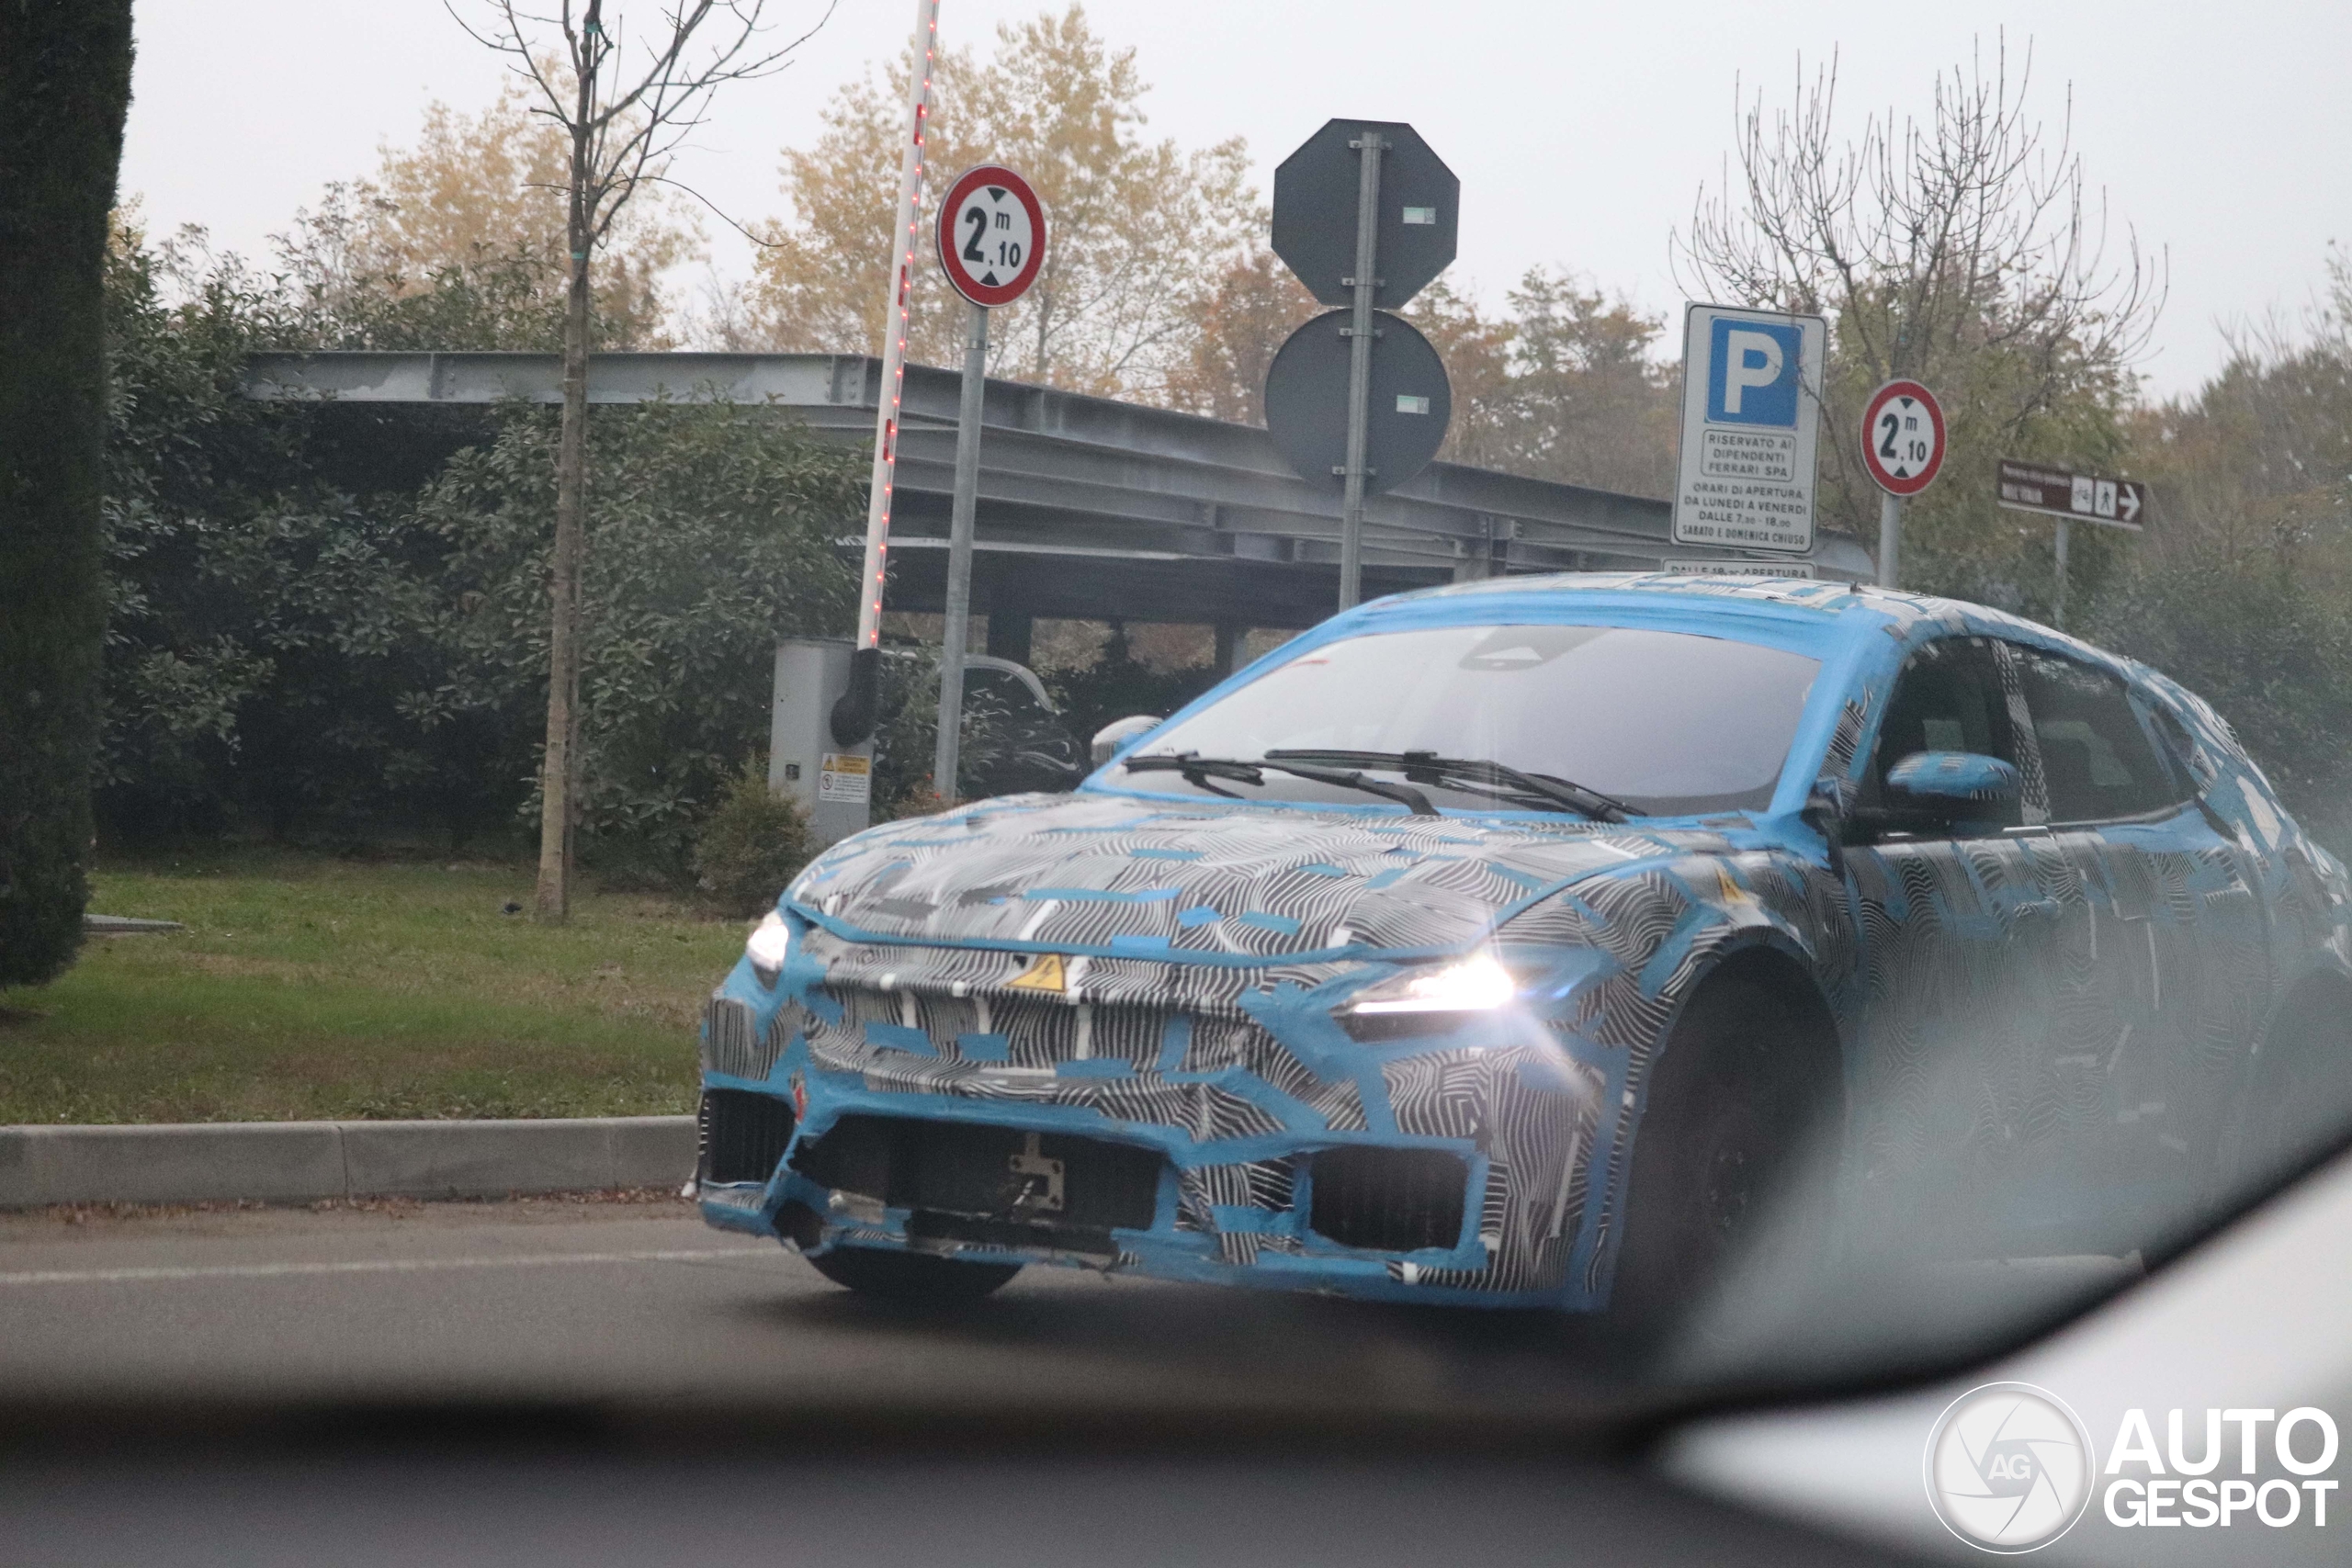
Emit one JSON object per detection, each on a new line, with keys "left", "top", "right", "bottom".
{"left": 1122, "top": 752, "right": 1438, "bottom": 816}
{"left": 1262, "top": 749, "right": 1631, "bottom": 823}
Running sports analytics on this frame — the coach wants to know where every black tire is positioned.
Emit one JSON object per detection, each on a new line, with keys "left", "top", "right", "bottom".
{"left": 2239, "top": 984, "right": 2352, "bottom": 1193}
{"left": 806, "top": 1245, "right": 1023, "bottom": 1303}
{"left": 1609, "top": 973, "right": 1830, "bottom": 1334}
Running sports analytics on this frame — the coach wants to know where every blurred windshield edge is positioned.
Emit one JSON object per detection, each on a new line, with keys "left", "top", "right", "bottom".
{"left": 1663, "top": 1136, "right": 2352, "bottom": 1563}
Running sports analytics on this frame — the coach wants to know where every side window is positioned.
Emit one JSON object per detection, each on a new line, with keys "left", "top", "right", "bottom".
{"left": 963, "top": 668, "right": 1033, "bottom": 718}
{"left": 2143, "top": 699, "right": 2211, "bottom": 795}
{"left": 2014, "top": 648, "right": 2181, "bottom": 822}
{"left": 1870, "top": 637, "right": 2021, "bottom": 829}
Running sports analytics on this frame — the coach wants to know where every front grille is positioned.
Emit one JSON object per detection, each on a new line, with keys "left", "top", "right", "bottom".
{"left": 699, "top": 1089, "right": 795, "bottom": 1185}
{"left": 797, "top": 1114, "right": 1163, "bottom": 1233}
{"left": 816, "top": 984, "right": 1275, "bottom": 1077}
{"left": 1307, "top": 1145, "right": 1468, "bottom": 1254}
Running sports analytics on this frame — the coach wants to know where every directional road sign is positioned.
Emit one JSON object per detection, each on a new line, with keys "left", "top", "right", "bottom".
{"left": 1672, "top": 303, "right": 1828, "bottom": 555}
{"left": 1272, "top": 119, "right": 1458, "bottom": 310}
{"left": 1996, "top": 458, "right": 2146, "bottom": 531}
{"left": 936, "top": 164, "right": 1046, "bottom": 307}
{"left": 1860, "top": 379, "right": 1947, "bottom": 496}
{"left": 1263, "top": 309, "right": 1452, "bottom": 497}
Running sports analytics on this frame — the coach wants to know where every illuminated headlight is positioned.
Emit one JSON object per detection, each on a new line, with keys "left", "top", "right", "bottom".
{"left": 1345, "top": 953, "right": 1519, "bottom": 1019}
{"left": 745, "top": 910, "right": 791, "bottom": 987}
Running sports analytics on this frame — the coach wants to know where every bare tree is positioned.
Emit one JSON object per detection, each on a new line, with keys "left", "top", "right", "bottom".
{"left": 1675, "top": 37, "right": 2165, "bottom": 596}
{"left": 449, "top": 0, "right": 831, "bottom": 921}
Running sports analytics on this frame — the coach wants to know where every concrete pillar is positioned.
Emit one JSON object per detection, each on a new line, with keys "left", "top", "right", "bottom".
{"left": 1214, "top": 624, "right": 1242, "bottom": 674}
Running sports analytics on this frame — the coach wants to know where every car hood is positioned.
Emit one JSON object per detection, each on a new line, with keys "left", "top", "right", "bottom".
{"left": 786, "top": 789, "right": 1761, "bottom": 964}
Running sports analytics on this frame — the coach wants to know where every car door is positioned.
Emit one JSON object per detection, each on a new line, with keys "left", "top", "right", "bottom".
{"left": 2007, "top": 642, "right": 2271, "bottom": 1230}
{"left": 1843, "top": 635, "right": 2074, "bottom": 1253}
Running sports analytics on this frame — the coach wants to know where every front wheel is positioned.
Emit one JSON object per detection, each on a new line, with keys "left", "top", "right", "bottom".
{"left": 807, "top": 1245, "right": 1023, "bottom": 1303}
{"left": 1608, "top": 973, "right": 1831, "bottom": 1336}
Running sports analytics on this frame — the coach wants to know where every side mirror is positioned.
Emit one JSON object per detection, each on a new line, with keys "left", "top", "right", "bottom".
{"left": 1091, "top": 714, "right": 1162, "bottom": 769}
{"left": 1883, "top": 750, "right": 2019, "bottom": 815}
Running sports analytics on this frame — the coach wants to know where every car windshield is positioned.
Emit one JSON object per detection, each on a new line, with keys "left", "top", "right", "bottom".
{"left": 1121, "top": 623, "right": 1822, "bottom": 816}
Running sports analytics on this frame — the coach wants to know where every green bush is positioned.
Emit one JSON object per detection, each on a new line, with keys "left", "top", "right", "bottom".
{"left": 2088, "top": 547, "right": 2352, "bottom": 857}
{"left": 91, "top": 222, "right": 865, "bottom": 868}
{"left": 412, "top": 398, "right": 862, "bottom": 872}
{"left": 690, "top": 759, "right": 813, "bottom": 917}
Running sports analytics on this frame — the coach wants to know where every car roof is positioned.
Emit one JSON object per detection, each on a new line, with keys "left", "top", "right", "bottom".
{"left": 1404, "top": 570, "right": 1931, "bottom": 618}
{"left": 1368, "top": 570, "right": 2154, "bottom": 682}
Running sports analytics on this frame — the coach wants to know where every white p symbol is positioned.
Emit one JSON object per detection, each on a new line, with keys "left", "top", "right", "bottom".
{"left": 1722, "top": 329, "right": 1784, "bottom": 414}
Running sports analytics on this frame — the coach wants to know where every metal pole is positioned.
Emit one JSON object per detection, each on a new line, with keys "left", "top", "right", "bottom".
{"left": 1337, "top": 129, "right": 1385, "bottom": 611}
{"left": 933, "top": 300, "right": 988, "bottom": 802}
{"left": 2052, "top": 517, "right": 2071, "bottom": 630}
{"left": 1876, "top": 490, "right": 1901, "bottom": 589}
{"left": 852, "top": 0, "right": 942, "bottom": 656}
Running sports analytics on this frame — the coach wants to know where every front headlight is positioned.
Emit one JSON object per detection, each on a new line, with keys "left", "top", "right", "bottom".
{"left": 1342, "top": 952, "right": 1520, "bottom": 1038}
{"left": 745, "top": 909, "right": 791, "bottom": 987}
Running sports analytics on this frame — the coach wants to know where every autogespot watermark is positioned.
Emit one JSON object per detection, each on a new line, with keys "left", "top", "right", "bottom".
{"left": 1924, "top": 1383, "right": 2341, "bottom": 1553}
{"left": 1924, "top": 1382, "right": 2097, "bottom": 1552}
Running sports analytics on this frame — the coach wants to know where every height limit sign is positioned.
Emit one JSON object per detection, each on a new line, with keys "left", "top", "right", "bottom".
{"left": 1672, "top": 304, "right": 1827, "bottom": 555}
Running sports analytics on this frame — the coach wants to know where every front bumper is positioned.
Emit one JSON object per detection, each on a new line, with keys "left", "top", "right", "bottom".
{"left": 693, "top": 925, "right": 1619, "bottom": 1310}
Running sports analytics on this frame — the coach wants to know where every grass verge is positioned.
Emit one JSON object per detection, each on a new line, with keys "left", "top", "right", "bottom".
{"left": 0, "top": 848, "right": 746, "bottom": 1124}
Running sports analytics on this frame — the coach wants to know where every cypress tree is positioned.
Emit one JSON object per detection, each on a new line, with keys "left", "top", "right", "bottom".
{"left": 0, "top": 1, "right": 136, "bottom": 986}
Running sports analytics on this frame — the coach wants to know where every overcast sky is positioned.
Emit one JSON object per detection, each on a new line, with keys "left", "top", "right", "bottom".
{"left": 121, "top": 1, "right": 2350, "bottom": 399}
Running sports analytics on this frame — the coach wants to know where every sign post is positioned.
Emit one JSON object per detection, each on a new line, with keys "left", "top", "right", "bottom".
{"left": 1672, "top": 304, "right": 1829, "bottom": 560}
{"left": 1857, "top": 378, "right": 1949, "bottom": 588}
{"left": 835, "top": 0, "right": 942, "bottom": 750}
{"left": 931, "top": 164, "right": 1046, "bottom": 801}
{"left": 1995, "top": 458, "right": 2146, "bottom": 628}
{"left": 1337, "top": 129, "right": 1384, "bottom": 610}
{"left": 1270, "top": 119, "right": 1459, "bottom": 609}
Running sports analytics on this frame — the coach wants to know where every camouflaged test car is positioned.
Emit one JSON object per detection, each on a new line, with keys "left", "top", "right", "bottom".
{"left": 691, "top": 574, "right": 2352, "bottom": 1317}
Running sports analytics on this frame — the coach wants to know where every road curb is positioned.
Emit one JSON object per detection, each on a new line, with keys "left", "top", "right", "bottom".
{"left": 0, "top": 1116, "right": 696, "bottom": 1209}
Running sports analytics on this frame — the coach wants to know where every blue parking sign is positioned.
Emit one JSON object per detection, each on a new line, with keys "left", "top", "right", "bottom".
{"left": 1705, "top": 317, "right": 1804, "bottom": 427}
{"left": 1675, "top": 302, "right": 1826, "bottom": 554}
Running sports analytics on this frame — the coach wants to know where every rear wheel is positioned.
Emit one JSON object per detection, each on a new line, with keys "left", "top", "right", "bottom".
{"left": 1609, "top": 973, "right": 1831, "bottom": 1333}
{"left": 2237, "top": 982, "right": 2352, "bottom": 1193}
{"left": 807, "top": 1245, "right": 1023, "bottom": 1303}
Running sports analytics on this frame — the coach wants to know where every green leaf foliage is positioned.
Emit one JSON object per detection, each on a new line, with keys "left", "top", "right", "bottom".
{"left": 412, "top": 400, "right": 862, "bottom": 874}
{"left": 690, "top": 758, "right": 814, "bottom": 918}
{"left": 94, "top": 226, "right": 864, "bottom": 877}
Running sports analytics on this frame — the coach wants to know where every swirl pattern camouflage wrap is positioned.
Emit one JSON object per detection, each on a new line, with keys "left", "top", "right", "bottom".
{"left": 695, "top": 574, "right": 2352, "bottom": 1312}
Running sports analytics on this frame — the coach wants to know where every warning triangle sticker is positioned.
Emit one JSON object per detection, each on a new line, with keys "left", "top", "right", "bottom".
{"left": 1006, "top": 953, "right": 1069, "bottom": 994}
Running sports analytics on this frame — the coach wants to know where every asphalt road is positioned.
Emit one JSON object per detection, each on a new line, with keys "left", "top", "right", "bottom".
{"left": 0, "top": 1194, "right": 1642, "bottom": 1427}
{"left": 0, "top": 1196, "right": 1940, "bottom": 1568}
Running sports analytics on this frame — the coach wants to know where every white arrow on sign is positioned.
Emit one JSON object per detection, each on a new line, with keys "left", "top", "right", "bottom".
{"left": 2119, "top": 483, "right": 2143, "bottom": 524}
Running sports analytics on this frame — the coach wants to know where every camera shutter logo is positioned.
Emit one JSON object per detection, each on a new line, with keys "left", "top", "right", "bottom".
{"left": 1924, "top": 1382, "right": 2096, "bottom": 1552}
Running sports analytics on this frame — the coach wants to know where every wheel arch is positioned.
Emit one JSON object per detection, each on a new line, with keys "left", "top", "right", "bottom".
{"left": 1614, "top": 934, "right": 1850, "bottom": 1188}
{"left": 2217, "top": 958, "right": 2352, "bottom": 1217}
{"left": 1672, "top": 937, "right": 1847, "bottom": 1117}
{"left": 2256, "top": 959, "right": 2352, "bottom": 1083}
